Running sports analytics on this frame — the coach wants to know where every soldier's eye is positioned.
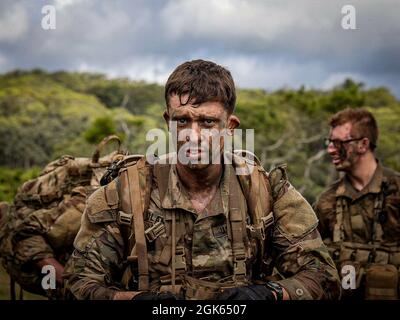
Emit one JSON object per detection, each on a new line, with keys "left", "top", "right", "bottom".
{"left": 177, "top": 119, "right": 187, "bottom": 125}
{"left": 203, "top": 119, "right": 215, "bottom": 125}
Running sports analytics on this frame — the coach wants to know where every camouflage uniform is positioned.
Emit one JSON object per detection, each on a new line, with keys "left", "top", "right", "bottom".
{"left": 65, "top": 155, "right": 340, "bottom": 300}
{"left": 314, "top": 162, "right": 400, "bottom": 299}
{"left": 0, "top": 202, "right": 9, "bottom": 228}
{"left": 0, "top": 201, "right": 8, "bottom": 215}
{"left": 0, "top": 136, "right": 123, "bottom": 299}
{"left": 5, "top": 186, "right": 91, "bottom": 298}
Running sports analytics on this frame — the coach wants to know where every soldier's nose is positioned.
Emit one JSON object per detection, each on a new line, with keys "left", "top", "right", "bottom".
{"left": 186, "top": 126, "right": 201, "bottom": 143}
{"left": 327, "top": 143, "right": 337, "bottom": 154}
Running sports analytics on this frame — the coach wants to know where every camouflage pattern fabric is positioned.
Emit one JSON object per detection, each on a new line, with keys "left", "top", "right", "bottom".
{"left": 315, "top": 163, "right": 400, "bottom": 244}
{"left": 314, "top": 162, "right": 400, "bottom": 299}
{"left": 5, "top": 187, "right": 89, "bottom": 298}
{"left": 0, "top": 150, "right": 123, "bottom": 299}
{"left": 65, "top": 157, "right": 341, "bottom": 300}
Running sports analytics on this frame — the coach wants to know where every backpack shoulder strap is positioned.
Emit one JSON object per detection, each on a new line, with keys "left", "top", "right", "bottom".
{"left": 117, "top": 156, "right": 153, "bottom": 291}
{"left": 231, "top": 151, "right": 274, "bottom": 278}
{"left": 232, "top": 152, "right": 273, "bottom": 235}
{"left": 153, "top": 163, "right": 171, "bottom": 201}
{"left": 333, "top": 197, "right": 344, "bottom": 243}
{"left": 228, "top": 170, "right": 247, "bottom": 282}
{"left": 334, "top": 196, "right": 352, "bottom": 242}
{"left": 371, "top": 176, "right": 391, "bottom": 244}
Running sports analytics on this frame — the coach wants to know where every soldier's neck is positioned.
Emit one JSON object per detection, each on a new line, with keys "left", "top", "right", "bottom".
{"left": 176, "top": 162, "right": 223, "bottom": 193}
{"left": 347, "top": 152, "right": 378, "bottom": 191}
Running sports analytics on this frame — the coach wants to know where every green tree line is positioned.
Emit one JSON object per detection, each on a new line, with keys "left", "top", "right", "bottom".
{"left": 0, "top": 70, "right": 399, "bottom": 204}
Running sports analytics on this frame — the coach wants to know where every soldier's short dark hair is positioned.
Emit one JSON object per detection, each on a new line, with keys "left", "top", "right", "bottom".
{"left": 329, "top": 107, "right": 379, "bottom": 150}
{"left": 165, "top": 59, "right": 236, "bottom": 114}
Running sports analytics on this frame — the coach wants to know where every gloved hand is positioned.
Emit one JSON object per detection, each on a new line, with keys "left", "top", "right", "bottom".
{"left": 133, "top": 291, "right": 180, "bottom": 301}
{"left": 217, "top": 285, "right": 276, "bottom": 300}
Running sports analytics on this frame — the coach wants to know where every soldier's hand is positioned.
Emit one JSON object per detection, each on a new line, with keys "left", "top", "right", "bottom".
{"left": 133, "top": 291, "right": 181, "bottom": 301}
{"left": 217, "top": 285, "right": 276, "bottom": 300}
{"left": 36, "top": 257, "right": 64, "bottom": 284}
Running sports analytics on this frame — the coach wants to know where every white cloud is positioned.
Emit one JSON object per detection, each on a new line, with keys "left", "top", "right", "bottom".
{"left": 159, "top": 0, "right": 400, "bottom": 59}
{"left": 0, "top": 0, "right": 399, "bottom": 96}
{"left": 54, "top": 0, "right": 88, "bottom": 10}
{"left": 74, "top": 55, "right": 171, "bottom": 84}
{"left": 214, "top": 54, "right": 325, "bottom": 89}
{"left": 161, "top": 0, "right": 315, "bottom": 42}
{"left": 0, "top": 3, "right": 28, "bottom": 42}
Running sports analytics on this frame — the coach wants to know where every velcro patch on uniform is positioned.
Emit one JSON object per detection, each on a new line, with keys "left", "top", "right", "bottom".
{"left": 88, "top": 210, "right": 116, "bottom": 223}
{"left": 273, "top": 187, "right": 318, "bottom": 239}
{"left": 212, "top": 224, "right": 228, "bottom": 238}
{"left": 86, "top": 184, "right": 118, "bottom": 223}
{"left": 105, "top": 180, "right": 119, "bottom": 207}
{"left": 73, "top": 213, "right": 105, "bottom": 252}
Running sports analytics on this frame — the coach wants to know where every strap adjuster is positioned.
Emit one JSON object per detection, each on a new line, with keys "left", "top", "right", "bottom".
{"left": 233, "top": 253, "right": 246, "bottom": 279}
{"left": 117, "top": 211, "right": 132, "bottom": 225}
{"left": 175, "top": 246, "right": 187, "bottom": 271}
{"left": 247, "top": 224, "right": 265, "bottom": 241}
{"left": 261, "top": 212, "right": 274, "bottom": 229}
{"left": 246, "top": 212, "right": 274, "bottom": 241}
{"left": 145, "top": 221, "right": 165, "bottom": 242}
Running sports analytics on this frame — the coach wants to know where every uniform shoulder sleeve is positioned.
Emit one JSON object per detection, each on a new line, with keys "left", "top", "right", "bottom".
{"left": 73, "top": 179, "right": 120, "bottom": 252}
{"left": 382, "top": 166, "right": 400, "bottom": 191}
{"left": 269, "top": 165, "right": 318, "bottom": 239}
{"left": 85, "top": 179, "right": 119, "bottom": 224}
{"left": 268, "top": 169, "right": 341, "bottom": 300}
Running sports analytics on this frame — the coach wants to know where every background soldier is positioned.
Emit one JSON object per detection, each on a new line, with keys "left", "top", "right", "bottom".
{"left": 0, "top": 136, "right": 123, "bottom": 299}
{"left": 65, "top": 59, "right": 340, "bottom": 300}
{"left": 314, "top": 108, "right": 400, "bottom": 299}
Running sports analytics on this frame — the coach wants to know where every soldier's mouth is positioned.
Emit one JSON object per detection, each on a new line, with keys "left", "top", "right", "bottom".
{"left": 186, "top": 148, "right": 204, "bottom": 158}
{"left": 331, "top": 156, "right": 342, "bottom": 165}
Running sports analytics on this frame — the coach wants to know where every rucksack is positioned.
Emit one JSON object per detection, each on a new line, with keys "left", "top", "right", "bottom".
{"left": 0, "top": 135, "right": 125, "bottom": 299}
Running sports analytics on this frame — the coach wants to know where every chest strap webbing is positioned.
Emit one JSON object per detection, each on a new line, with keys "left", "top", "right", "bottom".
{"left": 333, "top": 197, "right": 346, "bottom": 243}
{"left": 334, "top": 183, "right": 387, "bottom": 244}
{"left": 371, "top": 182, "right": 386, "bottom": 243}
{"left": 119, "top": 159, "right": 151, "bottom": 291}
{"left": 235, "top": 162, "right": 273, "bottom": 278}
{"left": 229, "top": 172, "right": 247, "bottom": 282}
{"left": 153, "top": 164, "right": 186, "bottom": 289}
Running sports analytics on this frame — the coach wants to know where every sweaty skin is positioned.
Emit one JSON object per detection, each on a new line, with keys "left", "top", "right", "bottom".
{"left": 65, "top": 93, "right": 340, "bottom": 300}
{"left": 164, "top": 94, "right": 237, "bottom": 213}
{"left": 161, "top": 95, "right": 286, "bottom": 299}
{"left": 327, "top": 122, "right": 378, "bottom": 191}
{"left": 316, "top": 120, "right": 400, "bottom": 247}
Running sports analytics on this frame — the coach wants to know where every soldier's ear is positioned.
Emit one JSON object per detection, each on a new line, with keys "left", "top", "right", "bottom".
{"left": 163, "top": 109, "right": 170, "bottom": 126}
{"left": 359, "top": 137, "right": 370, "bottom": 153}
{"left": 227, "top": 114, "right": 240, "bottom": 131}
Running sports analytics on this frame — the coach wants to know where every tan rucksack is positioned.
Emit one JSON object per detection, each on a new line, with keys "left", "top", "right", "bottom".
{"left": 0, "top": 135, "right": 125, "bottom": 299}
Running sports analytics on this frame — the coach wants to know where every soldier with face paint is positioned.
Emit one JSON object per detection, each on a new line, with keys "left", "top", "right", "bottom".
{"left": 314, "top": 107, "right": 400, "bottom": 299}
{"left": 64, "top": 60, "right": 340, "bottom": 301}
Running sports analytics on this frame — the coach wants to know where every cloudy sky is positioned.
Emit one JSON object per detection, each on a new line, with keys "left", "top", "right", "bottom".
{"left": 0, "top": 0, "right": 399, "bottom": 96}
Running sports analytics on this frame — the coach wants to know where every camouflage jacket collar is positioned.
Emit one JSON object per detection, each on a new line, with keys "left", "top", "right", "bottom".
{"left": 160, "top": 163, "right": 233, "bottom": 219}
{"left": 336, "top": 161, "right": 383, "bottom": 200}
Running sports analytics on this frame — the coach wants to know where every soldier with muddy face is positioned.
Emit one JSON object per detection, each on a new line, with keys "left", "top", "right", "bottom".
{"left": 65, "top": 59, "right": 341, "bottom": 300}
{"left": 315, "top": 108, "right": 400, "bottom": 299}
